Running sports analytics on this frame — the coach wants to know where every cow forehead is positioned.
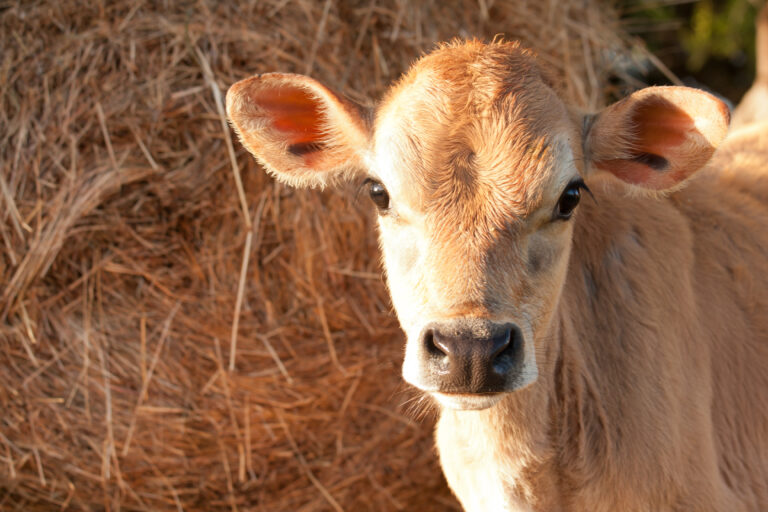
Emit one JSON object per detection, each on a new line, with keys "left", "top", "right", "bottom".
{"left": 369, "top": 48, "right": 576, "bottom": 230}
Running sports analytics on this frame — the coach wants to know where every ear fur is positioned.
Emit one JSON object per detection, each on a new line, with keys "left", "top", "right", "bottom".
{"left": 584, "top": 86, "right": 730, "bottom": 191}
{"left": 226, "top": 73, "right": 370, "bottom": 188}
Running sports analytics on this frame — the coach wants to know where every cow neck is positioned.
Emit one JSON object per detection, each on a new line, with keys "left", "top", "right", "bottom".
{"left": 442, "top": 281, "right": 609, "bottom": 500}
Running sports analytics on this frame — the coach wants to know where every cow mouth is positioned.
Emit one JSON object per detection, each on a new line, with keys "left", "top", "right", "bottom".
{"left": 431, "top": 391, "right": 505, "bottom": 411}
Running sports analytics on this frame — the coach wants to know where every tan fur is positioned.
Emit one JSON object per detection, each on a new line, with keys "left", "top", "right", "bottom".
{"left": 226, "top": 72, "right": 371, "bottom": 188}
{"left": 227, "top": 40, "right": 768, "bottom": 511}
{"left": 732, "top": 4, "right": 768, "bottom": 129}
{"left": 586, "top": 86, "right": 730, "bottom": 190}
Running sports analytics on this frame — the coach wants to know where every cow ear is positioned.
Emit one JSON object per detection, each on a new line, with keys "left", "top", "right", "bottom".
{"left": 584, "top": 86, "right": 730, "bottom": 191}
{"left": 226, "top": 73, "right": 370, "bottom": 188}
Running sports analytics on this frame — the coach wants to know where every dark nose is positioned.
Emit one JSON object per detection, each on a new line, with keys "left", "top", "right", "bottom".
{"left": 422, "top": 320, "right": 522, "bottom": 393}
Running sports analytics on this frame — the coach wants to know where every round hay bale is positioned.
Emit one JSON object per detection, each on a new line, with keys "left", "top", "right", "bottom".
{"left": 0, "top": 1, "right": 637, "bottom": 510}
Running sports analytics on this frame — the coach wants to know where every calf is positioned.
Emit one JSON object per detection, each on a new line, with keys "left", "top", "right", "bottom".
{"left": 227, "top": 34, "right": 768, "bottom": 512}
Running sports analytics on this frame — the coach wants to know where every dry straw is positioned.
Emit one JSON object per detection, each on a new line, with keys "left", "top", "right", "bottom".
{"left": 1, "top": 1, "right": 641, "bottom": 510}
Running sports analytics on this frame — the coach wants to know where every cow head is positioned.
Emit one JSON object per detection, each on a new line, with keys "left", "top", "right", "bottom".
{"left": 227, "top": 41, "right": 729, "bottom": 410}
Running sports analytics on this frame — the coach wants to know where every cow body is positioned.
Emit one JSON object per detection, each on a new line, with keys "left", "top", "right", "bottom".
{"left": 227, "top": 26, "right": 768, "bottom": 512}
{"left": 438, "top": 140, "right": 768, "bottom": 510}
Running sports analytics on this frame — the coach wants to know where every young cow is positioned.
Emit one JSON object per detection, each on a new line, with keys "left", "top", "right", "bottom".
{"left": 227, "top": 37, "right": 768, "bottom": 511}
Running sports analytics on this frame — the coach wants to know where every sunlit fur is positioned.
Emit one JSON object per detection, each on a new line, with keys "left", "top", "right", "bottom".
{"left": 228, "top": 39, "right": 768, "bottom": 511}
{"left": 732, "top": 5, "right": 768, "bottom": 129}
{"left": 226, "top": 73, "right": 371, "bottom": 188}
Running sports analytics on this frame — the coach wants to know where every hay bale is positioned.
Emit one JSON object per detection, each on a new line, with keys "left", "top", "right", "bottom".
{"left": 1, "top": 1, "right": 636, "bottom": 510}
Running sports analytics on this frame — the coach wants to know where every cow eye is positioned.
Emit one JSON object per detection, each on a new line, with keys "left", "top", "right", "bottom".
{"left": 366, "top": 179, "right": 390, "bottom": 211}
{"left": 555, "top": 179, "right": 586, "bottom": 220}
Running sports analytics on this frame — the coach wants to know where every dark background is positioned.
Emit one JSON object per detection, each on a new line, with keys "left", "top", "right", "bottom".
{"left": 624, "top": 0, "right": 762, "bottom": 103}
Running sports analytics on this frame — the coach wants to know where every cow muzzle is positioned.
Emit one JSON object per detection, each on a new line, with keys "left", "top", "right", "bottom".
{"left": 414, "top": 318, "right": 526, "bottom": 396}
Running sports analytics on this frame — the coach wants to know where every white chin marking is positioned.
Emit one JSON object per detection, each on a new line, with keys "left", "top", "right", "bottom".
{"left": 432, "top": 392, "right": 504, "bottom": 411}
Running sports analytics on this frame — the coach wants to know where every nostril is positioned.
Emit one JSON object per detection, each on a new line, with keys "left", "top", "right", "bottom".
{"left": 492, "top": 325, "right": 521, "bottom": 367}
{"left": 491, "top": 327, "right": 512, "bottom": 358}
{"left": 424, "top": 329, "right": 447, "bottom": 357}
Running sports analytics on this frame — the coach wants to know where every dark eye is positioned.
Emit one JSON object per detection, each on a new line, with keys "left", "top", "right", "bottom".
{"left": 555, "top": 179, "right": 586, "bottom": 220}
{"left": 367, "top": 179, "right": 390, "bottom": 211}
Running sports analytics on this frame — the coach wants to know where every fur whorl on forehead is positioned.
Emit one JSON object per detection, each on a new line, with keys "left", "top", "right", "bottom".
{"left": 372, "top": 39, "right": 574, "bottom": 206}
{"left": 374, "top": 39, "right": 570, "bottom": 168}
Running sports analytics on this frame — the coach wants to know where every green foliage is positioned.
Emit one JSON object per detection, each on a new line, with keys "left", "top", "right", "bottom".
{"left": 683, "top": 0, "right": 757, "bottom": 71}
{"left": 625, "top": 0, "right": 760, "bottom": 73}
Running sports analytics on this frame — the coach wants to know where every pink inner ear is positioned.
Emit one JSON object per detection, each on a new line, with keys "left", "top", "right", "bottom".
{"left": 632, "top": 100, "right": 690, "bottom": 157}
{"left": 252, "top": 86, "right": 325, "bottom": 147}
{"left": 596, "top": 98, "right": 700, "bottom": 190}
{"left": 599, "top": 160, "right": 660, "bottom": 187}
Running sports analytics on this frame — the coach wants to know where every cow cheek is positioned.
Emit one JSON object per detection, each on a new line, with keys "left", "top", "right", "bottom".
{"left": 522, "top": 230, "right": 573, "bottom": 332}
{"left": 379, "top": 224, "right": 425, "bottom": 331}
